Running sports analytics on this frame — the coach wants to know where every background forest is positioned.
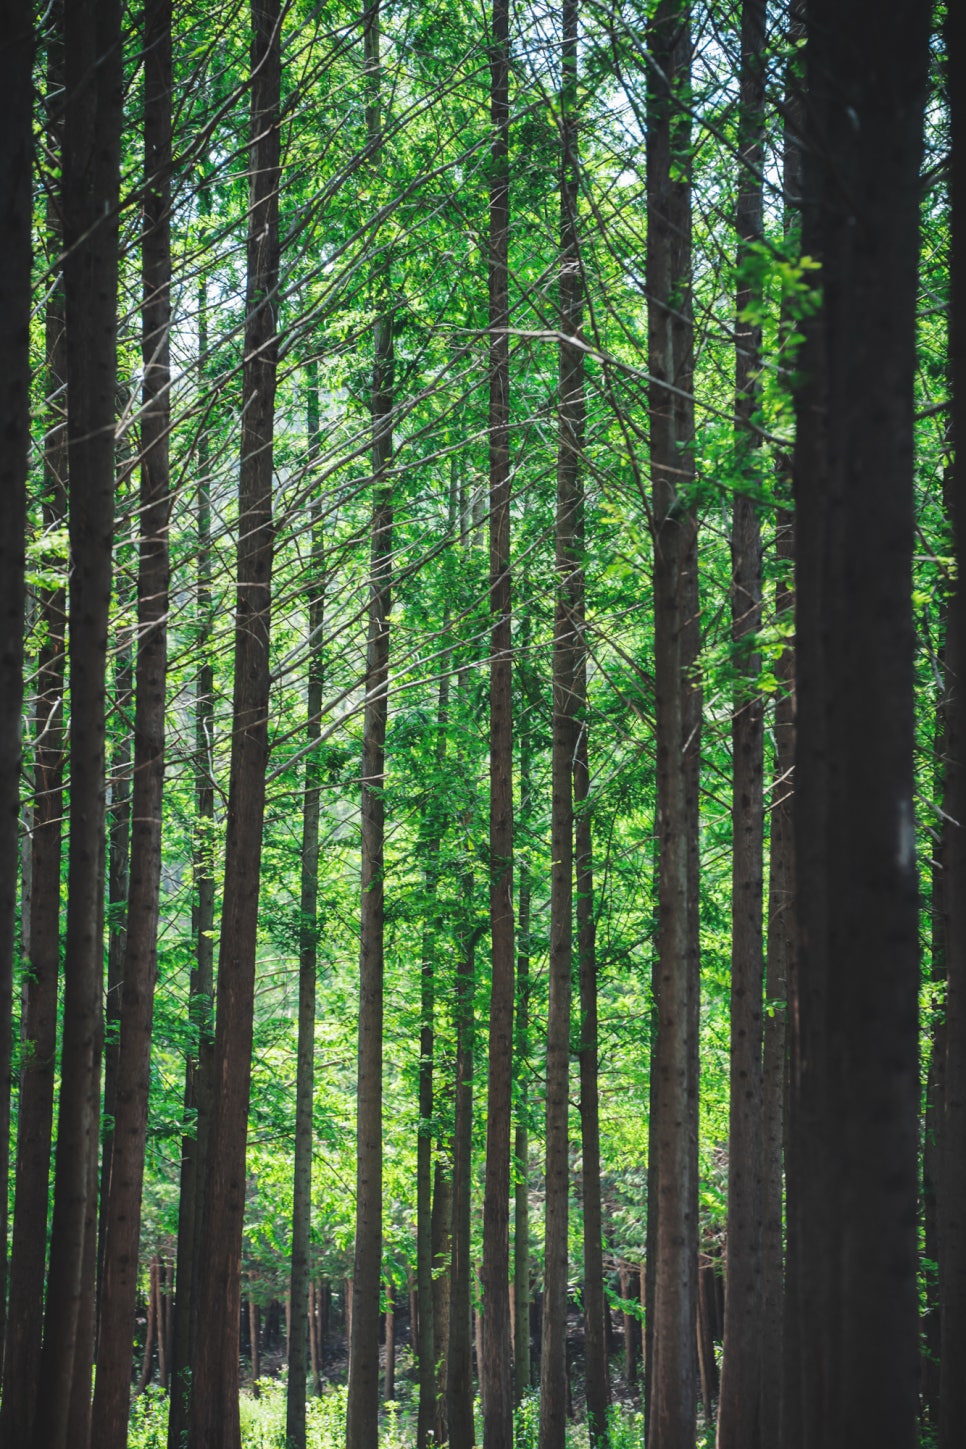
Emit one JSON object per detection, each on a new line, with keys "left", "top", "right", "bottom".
{"left": 0, "top": 0, "right": 954, "bottom": 1448}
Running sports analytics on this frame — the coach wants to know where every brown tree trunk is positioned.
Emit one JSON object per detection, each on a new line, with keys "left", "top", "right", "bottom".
{"left": 187, "top": 0, "right": 280, "bottom": 1441}
{"left": 91, "top": 3, "right": 172, "bottom": 1438}
{"left": 346, "top": 10, "right": 393, "bottom": 1448}
{"left": 287, "top": 361, "right": 325, "bottom": 1449}
{"left": 138, "top": 1259, "right": 159, "bottom": 1393}
{"left": 433, "top": 1157, "right": 454, "bottom": 1446}
{"left": 0, "top": 0, "right": 32, "bottom": 1370}
{"left": 31, "top": 0, "right": 122, "bottom": 1439}
{"left": 249, "top": 1297, "right": 260, "bottom": 1385}
{"left": 1, "top": 15, "right": 66, "bottom": 1430}
{"left": 514, "top": 638, "right": 533, "bottom": 1407}
{"left": 447, "top": 871, "right": 476, "bottom": 1448}
{"left": 481, "top": 1, "right": 514, "bottom": 1444}
{"left": 167, "top": 186, "right": 217, "bottom": 1449}
{"left": 787, "top": 3, "right": 928, "bottom": 1447}
{"left": 717, "top": 4, "right": 766, "bottom": 1446}
{"left": 384, "top": 1284, "right": 395, "bottom": 1402}
{"left": 645, "top": 5, "right": 699, "bottom": 1449}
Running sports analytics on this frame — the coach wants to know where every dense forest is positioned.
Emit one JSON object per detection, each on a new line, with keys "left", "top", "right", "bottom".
{"left": 0, "top": 0, "right": 955, "bottom": 1447}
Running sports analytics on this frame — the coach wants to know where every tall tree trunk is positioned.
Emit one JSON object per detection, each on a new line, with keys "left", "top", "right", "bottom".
{"left": 788, "top": 4, "right": 928, "bottom": 1448}
{"left": 433, "top": 1156, "right": 454, "bottom": 1446}
{"left": 287, "top": 361, "right": 326, "bottom": 1449}
{"left": 942, "top": 5, "right": 966, "bottom": 1446}
{"left": 514, "top": 639, "right": 533, "bottom": 1406}
{"left": 168, "top": 187, "right": 217, "bottom": 1449}
{"left": 645, "top": 5, "right": 699, "bottom": 1449}
{"left": 447, "top": 863, "right": 476, "bottom": 1448}
{"left": 187, "top": 0, "right": 280, "bottom": 1441}
{"left": 1, "top": 14, "right": 66, "bottom": 1431}
{"left": 717, "top": 3, "right": 766, "bottom": 1445}
{"left": 481, "top": 0, "right": 514, "bottom": 1442}
{"left": 91, "top": 2, "right": 172, "bottom": 1438}
{"left": 347, "top": 11, "right": 394, "bottom": 1449}
{"left": 31, "top": 0, "right": 122, "bottom": 1439}
{"left": 540, "top": 2, "right": 583, "bottom": 1439}
{"left": 0, "top": 0, "right": 32, "bottom": 1377}
{"left": 576, "top": 700, "right": 608, "bottom": 1445}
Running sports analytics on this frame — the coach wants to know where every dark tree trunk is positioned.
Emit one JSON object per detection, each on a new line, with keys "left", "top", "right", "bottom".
{"left": 539, "top": 4, "right": 582, "bottom": 1444}
{"left": 514, "top": 641, "right": 533, "bottom": 1407}
{"left": 717, "top": 3, "right": 766, "bottom": 1445}
{"left": 167, "top": 186, "right": 217, "bottom": 1449}
{"left": 0, "top": 0, "right": 33, "bottom": 1369}
{"left": 91, "top": 2, "right": 172, "bottom": 1438}
{"left": 384, "top": 1284, "right": 395, "bottom": 1402}
{"left": 1, "top": 14, "right": 66, "bottom": 1431}
{"left": 346, "top": 7, "right": 393, "bottom": 1446}
{"left": 187, "top": 0, "right": 279, "bottom": 1441}
{"left": 481, "top": 0, "right": 515, "bottom": 1443}
{"left": 447, "top": 875, "right": 476, "bottom": 1448}
{"left": 31, "top": 0, "right": 122, "bottom": 1440}
{"left": 645, "top": 5, "right": 699, "bottom": 1448}
{"left": 787, "top": 4, "right": 928, "bottom": 1448}
{"left": 433, "top": 1156, "right": 454, "bottom": 1446}
{"left": 287, "top": 360, "right": 326, "bottom": 1449}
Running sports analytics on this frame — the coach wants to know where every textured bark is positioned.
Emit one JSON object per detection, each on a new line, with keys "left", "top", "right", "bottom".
{"left": 481, "top": 0, "right": 515, "bottom": 1442}
{"left": 346, "top": 8, "right": 393, "bottom": 1445}
{"left": 539, "top": 4, "right": 582, "bottom": 1441}
{"left": 514, "top": 661, "right": 533, "bottom": 1406}
{"left": 1, "top": 17, "right": 66, "bottom": 1431}
{"left": 287, "top": 361, "right": 325, "bottom": 1449}
{"left": 788, "top": 4, "right": 928, "bottom": 1447}
{"left": 645, "top": 5, "right": 699, "bottom": 1448}
{"left": 187, "top": 0, "right": 279, "bottom": 1441}
{"left": 30, "top": 0, "right": 121, "bottom": 1439}
{"left": 717, "top": 3, "right": 765, "bottom": 1445}
{"left": 447, "top": 882, "right": 476, "bottom": 1449}
{"left": 576, "top": 706, "right": 608, "bottom": 1446}
{"left": 167, "top": 188, "right": 217, "bottom": 1449}
{"left": 0, "top": 0, "right": 32, "bottom": 1371}
{"left": 91, "top": 2, "right": 172, "bottom": 1438}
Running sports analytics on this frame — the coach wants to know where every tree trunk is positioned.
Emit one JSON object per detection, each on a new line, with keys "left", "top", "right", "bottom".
{"left": 539, "top": 4, "right": 582, "bottom": 1444}
{"left": 481, "top": 0, "right": 514, "bottom": 1444}
{"left": 447, "top": 869, "right": 476, "bottom": 1448}
{"left": 384, "top": 1284, "right": 395, "bottom": 1402}
{"left": 0, "top": 0, "right": 32, "bottom": 1375}
{"left": 138, "top": 1259, "right": 159, "bottom": 1393}
{"left": 788, "top": 3, "right": 928, "bottom": 1447}
{"left": 717, "top": 3, "right": 766, "bottom": 1446}
{"left": 287, "top": 359, "right": 326, "bottom": 1449}
{"left": 91, "top": 2, "right": 172, "bottom": 1437}
{"left": 31, "top": 0, "right": 122, "bottom": 1439}
{"left": 645, "top": 5, "right": 699, "bottom": 1449}
{"left": 187, "top": 0, "right": 280, "bottom": 1441}
{"left": 167, "top": 185, "right": 217, "bottom": 1449}
{"left": 250, "top": 1297, "right": 260, "bottom": 1385}
{"left": 1, "top": 14, "right": 66, "bottom": 1430}
{"left": 346, "top": 8, "right": 393, "bottom": 1447}
{"left": 514, "top": 638, "right": 533, "bottom": 1406}
{"left": 433, "top": 1157, "right": 453, "bottom": 1446}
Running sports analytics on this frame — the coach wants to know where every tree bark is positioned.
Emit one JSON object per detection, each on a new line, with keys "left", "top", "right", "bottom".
{"left": 346, "top": 8, "right": 393, "bottom": 1447}
{"left": 91, "top": 1, "right": 172, "bottom": 1438}
{"left": 481, "top": 0, "right": 515, "bottom": 1443}
{"left": 287, "top": 360, "right": 326, "bottom": 1449}
{"left": 31, "top": 0, "right": 122, "bottom": 1439}
{"left": 187, "top": 0, "right": 280, "bottom": 1441}
{"left": 645, "top": 5, "right": 699, "bottom": 1448}
{"left": 447, "top": 867, "right": 476, "bottom": 1448}
{"left": 787, "top": 4, "right": 928, "bottom": 1447}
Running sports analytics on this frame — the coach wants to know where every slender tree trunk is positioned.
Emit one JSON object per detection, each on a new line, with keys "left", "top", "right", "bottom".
{"left": 788, "top": 4, "right": 928, "bottom": 1448}
{"left": 717, "top": 3, "right": 766, "bottom": 1445}
{"left": 448, "top": 864, "right": 477, "bottom": 1448}
{"left": 168, "top": 187, "right": 217, "bottom": 1449}
{"left": 287, "top": 360, "right": 326, "bottom": 1449}
{"left": 138, "top": 1259, "right": 159, "bottom": 1393}
{"left": 187, "top": 0, "right": 280, "bottom": 1441}
{"left": 1, "top": 16, "right": 66, "bottom": 1430}
{"left": 433, "top": 1156, "right": 454, "bottom": 1446}
{"left": 0, "top": 0, "right": 32, "bottom": 1373}
{"left": 31, "top": 0, "right": 122, "bottom": 1439}
{"left": 482, "top": 0, "right": 515, "bottom": 1442}
{"left": 384, "top": 1284, "right": 395, "bottom": 1401}
{"left": 540, "top": 5, "right": 582, "bottom": 1444}
{"left": 346, "top": 10, "right": 393, "bottom": 1449}
{"left": 514, "top": 645, "right": 533, "bottom": 1406}
{"left": 91, "top": 3, "right": 172, "bottom": 1438}
{"left": 576, "top": 701, "right": 608, "bottom": 1445}
{"left": 645, "top": 6, "right": 699, "bottom": 1449}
